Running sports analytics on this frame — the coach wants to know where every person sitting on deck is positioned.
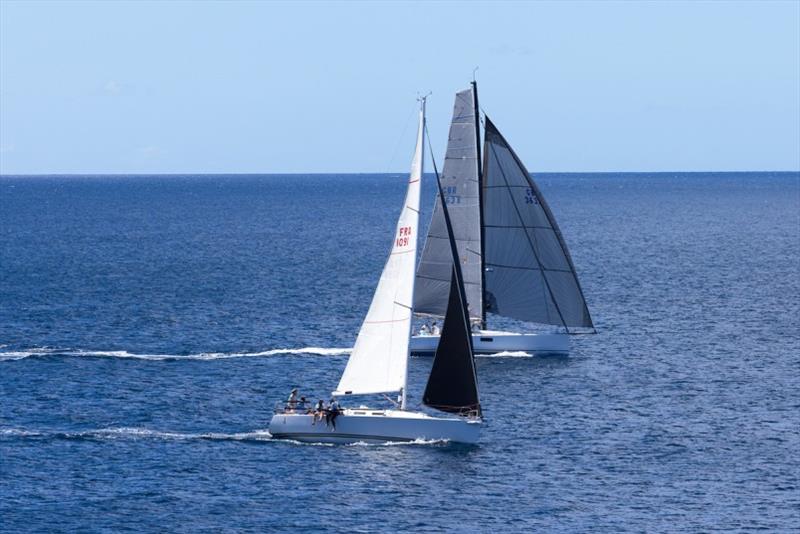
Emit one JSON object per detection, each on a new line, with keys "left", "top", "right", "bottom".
{"left": 286, "top": 388, "right": 299, "bottom": 411}
{"left": 431, "top": 321, "right": 440, "bottom": 335}
{"left": 311, "top": 399, "right": 325, "bottom": 426}
{"left": 326, "top": 398, "right": 341, "bottom": 430}
{"left": 419, "top": 323, "right": 430, "bottom": 335}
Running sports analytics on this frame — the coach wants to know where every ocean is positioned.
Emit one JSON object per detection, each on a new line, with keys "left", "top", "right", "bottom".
{"left": 1, "top": 172, "right": 798, "bottom": 531}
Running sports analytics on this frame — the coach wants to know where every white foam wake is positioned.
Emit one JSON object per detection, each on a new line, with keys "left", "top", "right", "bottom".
{"left": 346, "top": 437, "right": 452, "bottom": 447}
{"left": 0, "top": 426, "right": 274, "bottom": 442}
{"left": 476, "top": 351, "right": 533, "bottom": 358}
{"left": 3, "top": 427, "right": 459, "bottom": 447}
{"left": 0, "top": 347, "right": 352, "bottom": 362}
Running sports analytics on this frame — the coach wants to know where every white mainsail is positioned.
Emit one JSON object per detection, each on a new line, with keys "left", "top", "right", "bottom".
{"left": 333, "top": 104, "right": 424, "bottom": 397}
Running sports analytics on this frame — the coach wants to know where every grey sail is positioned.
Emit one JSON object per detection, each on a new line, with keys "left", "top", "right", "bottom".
{"left": 415, "top": 86, "right": 483, "bottom": 321}
{"left": 482, "top": 116, "right": 594, "bottom": 331}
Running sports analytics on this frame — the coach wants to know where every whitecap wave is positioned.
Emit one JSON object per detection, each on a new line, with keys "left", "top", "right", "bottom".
{"left": 0, "top": 428, "right": 46, "bottom": 437}
{"left": 0, "top": 347, "right": 352, "bottom": 362}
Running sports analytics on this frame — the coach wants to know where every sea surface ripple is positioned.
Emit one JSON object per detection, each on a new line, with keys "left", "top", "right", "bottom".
{"left": 1, "top": 172, "right": 798, "bottom": 532}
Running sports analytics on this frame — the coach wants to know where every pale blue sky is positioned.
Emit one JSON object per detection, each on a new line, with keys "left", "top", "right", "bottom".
{"left": 1, "top": 0, "right": 798, "bottom": 174}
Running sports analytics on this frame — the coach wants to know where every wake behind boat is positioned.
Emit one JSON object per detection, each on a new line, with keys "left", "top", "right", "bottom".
{"left": 269, "top": 96, "right": 483, "bottom": 445}
{"left": 411, "top": 81, "right": 595, "bottom": 356}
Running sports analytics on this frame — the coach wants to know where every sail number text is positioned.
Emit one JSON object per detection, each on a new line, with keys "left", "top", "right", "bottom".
{"left": 395, "top": 226, "right": 412, "bottom": 247}
{"left": 524, "top": 188, "right": 539, "bottom": 205}
{"left": 444, "top": 186, "right": 460, "bottom": 205}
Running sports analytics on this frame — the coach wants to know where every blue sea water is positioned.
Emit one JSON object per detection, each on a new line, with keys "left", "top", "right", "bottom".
{"left": 1, "top": 172, "right": 798, "bottom": 532}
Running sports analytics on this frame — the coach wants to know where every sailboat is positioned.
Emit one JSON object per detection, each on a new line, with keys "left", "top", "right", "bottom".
{"left": 269, "top": 97, "right": 482, "bottom": 444}
{"left": 411, "top": 82, "right": 595, "bottom": 356}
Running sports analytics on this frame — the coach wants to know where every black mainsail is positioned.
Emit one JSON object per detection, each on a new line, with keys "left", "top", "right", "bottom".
{"left": 422, "top": 164, "right": 481, "bottom": 416}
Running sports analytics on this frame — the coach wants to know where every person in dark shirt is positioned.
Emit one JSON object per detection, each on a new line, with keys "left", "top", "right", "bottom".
{"left": 326, "top": 398, "right": 341, "bottom": 430}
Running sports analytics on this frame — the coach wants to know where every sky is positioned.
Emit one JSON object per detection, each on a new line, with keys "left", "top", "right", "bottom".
{"left": 0, "top": 0, "right": 798, "bottom": 174}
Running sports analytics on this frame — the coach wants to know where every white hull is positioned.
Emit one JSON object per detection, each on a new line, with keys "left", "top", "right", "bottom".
{"left": 269, "top": 408, "right": 480, "bottom": 444}
{"left": 410, "top": 330, "right": 569, "bottom": 355}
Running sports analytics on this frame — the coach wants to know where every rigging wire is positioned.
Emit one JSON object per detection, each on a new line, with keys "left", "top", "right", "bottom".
{"left": 423, "top": 122, "right": 441, "bottom": 180}
{"left": 384, "top": 100, "right": 419, "bottom": 174}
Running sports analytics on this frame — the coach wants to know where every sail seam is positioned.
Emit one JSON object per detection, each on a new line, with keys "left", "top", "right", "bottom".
{"left": 484, "top": 184, "right": 536, "bottom": 189}
{"left": 363, "top": 317, "right": 410, "bottom": 324}
{"left": 416, "top": 274, "right": 481, "bottom": 285}
{"left": 485, "top": 118, "right": 594, "bottom": 329}
{"left": 484, "top": 224, "right": 553, "bottom": 230}
{"left": 486, "top": 263, "right": 574, "bottom": 273}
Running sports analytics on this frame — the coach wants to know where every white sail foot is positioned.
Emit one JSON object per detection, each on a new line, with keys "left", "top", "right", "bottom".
{"left": 410, "top": 330, "right": 569, "bottom": 355}
{"left": 268, "top": 409, "right": 480, "bottom": 444}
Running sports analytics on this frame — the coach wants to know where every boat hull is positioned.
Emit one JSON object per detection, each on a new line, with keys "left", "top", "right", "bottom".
{"left": 410, "top": 331, "right": 569, "bottom": 355}
{"left": 268, "top": 409, "right": 480, "bottom": 444}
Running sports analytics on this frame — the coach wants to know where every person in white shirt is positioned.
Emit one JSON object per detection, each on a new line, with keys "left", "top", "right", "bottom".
{"left": 431, "top": 321, "right": 440, "bottom": 335}
{"left": 286, "top": 388, "right": 298, "bottom": 411}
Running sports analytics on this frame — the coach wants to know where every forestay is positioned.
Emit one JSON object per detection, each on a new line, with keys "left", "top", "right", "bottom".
{"left": 333, "top": 107, "right": 424, "bottom": 396}
{"left": 414, "top": 87, "right": 483, "bottom": 321}
{"left": 482, "top": 116, "right": 594, "bottom": 330}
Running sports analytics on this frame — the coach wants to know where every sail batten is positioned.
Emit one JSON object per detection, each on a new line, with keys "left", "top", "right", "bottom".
{"left": 482, "top": 116, "right": 594, "bottom": 330}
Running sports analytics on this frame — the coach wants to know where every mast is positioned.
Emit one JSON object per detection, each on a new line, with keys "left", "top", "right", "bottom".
{"left": 472, "top": 81, "right": 486, "bottom": 330}
{"left": 401, "top": 95, "right": 426, "bottom": 410}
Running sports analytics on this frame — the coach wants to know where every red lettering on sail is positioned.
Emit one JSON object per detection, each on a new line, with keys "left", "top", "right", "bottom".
{"left": 395, "top": 226, "right": 412, "bottom": 248}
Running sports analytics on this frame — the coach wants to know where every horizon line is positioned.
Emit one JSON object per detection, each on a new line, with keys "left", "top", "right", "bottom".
{"left": 1, "top": 170, "right": 799, "bottom": 177}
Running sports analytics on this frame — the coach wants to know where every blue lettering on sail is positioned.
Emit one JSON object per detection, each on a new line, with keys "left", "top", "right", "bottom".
{"left": 524, "top": 188, "right": 539, "bottom": 205}
{"left": 444, "top": 186, "right": 460, "bottom": 205}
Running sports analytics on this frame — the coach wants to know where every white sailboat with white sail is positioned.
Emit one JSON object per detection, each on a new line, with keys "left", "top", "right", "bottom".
{"left": 269, "top": 97, "right": 482, "bottom": 444}
{"left": 411, "top": 82, "right": 595, "bottom": 356}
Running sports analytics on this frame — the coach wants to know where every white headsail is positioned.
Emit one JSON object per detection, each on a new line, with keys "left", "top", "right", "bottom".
{"left": 333, "top": 103, "right": 424, "bottom": 397}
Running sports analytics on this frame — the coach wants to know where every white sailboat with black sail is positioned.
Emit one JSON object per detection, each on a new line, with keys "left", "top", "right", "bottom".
{"left": 269, "top": 97, "right": 482, "bottom": 444}
{"left": 411, "top": 82, "right": 595, "bottom": 356}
